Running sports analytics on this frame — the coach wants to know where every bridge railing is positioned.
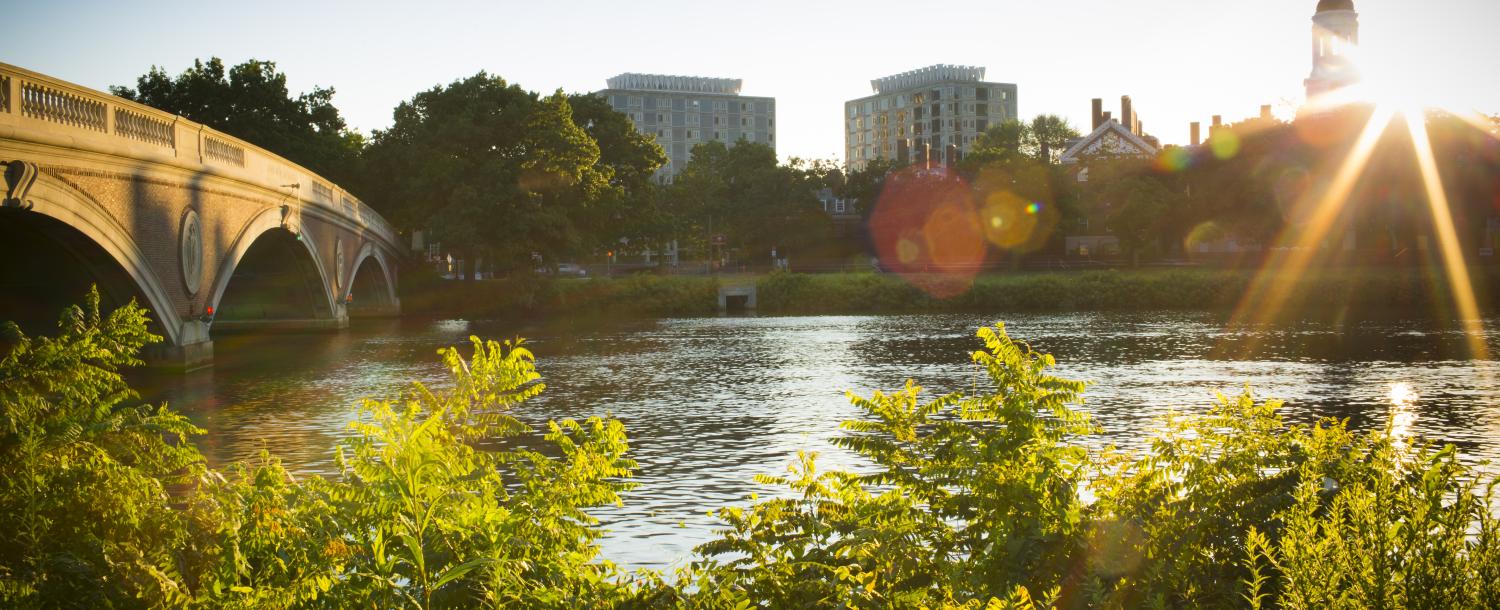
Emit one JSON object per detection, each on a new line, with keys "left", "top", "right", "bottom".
{"left": 0, "top": 63, "right": 397, "bottom": 247}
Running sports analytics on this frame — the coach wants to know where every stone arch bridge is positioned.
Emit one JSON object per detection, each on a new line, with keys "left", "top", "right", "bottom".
{"left": 0, "top": 63, "right": 402, "bottom": 370}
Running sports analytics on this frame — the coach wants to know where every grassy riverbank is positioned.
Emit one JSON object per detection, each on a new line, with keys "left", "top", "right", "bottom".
{"left": 399, "top": 267, "right": 1500, "bottom": 319}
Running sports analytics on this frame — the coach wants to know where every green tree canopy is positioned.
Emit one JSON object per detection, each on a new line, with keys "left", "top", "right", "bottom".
{"left": 363, "top": 75, "right": 619, "bottom": 278}
{"left": 660, "top": 141, "right": 836, "bottom": 263}
{"left": 564, "top": 93, "right": 667, "bottom": 252}
{"left": 1029, "top": 114, "right": 1081, "bottom": 164}
{"left": 111, "top": 58, "right": 363, "bottom": 186}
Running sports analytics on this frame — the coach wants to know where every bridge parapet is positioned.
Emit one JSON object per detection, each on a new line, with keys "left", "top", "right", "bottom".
{"left": 0, "top": 63, "right": 397, "bottom": 250}
{"left": 0, "top": 63, "right": 402, "bottom": 371}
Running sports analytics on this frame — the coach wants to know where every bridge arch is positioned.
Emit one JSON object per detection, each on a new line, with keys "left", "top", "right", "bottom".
{"left": 2, "top": 172, "right": 184, "bottom": 344}
{"left": 344, "top": 241, "right": 399, "bottom": 316}
{"left": 2, "top": 63, "right": 402, "bottom": 369}
{"left": 207, "top": 207, "right": 340, "bottom": 329}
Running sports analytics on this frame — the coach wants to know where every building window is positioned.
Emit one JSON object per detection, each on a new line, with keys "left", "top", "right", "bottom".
{"left": 741, "top": 102, "right": 749, "bottom": 112}
{"left": 835, "top": 200, "right": 846, "bottom": 213}
{"left": 628, "top": 96, "right": 642, "bottom": 108}
{"left": 768, "top": 118, "right": 774, "bottom": 128}
{"left": 714, "top": 131, "right": 722, "bottom": 140}
{"left": 686, "top": 129, "right": 697, "bottom": 140}
{"left": 741, "top": 116, "right": 750, "bottom": 127}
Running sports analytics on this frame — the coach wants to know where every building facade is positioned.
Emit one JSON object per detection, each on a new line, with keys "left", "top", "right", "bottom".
{"left": 844, "top": 65, "right": 1018, "bottom": 171}
{"left": 598, "top": 73, "right": 776, "bottom": 181}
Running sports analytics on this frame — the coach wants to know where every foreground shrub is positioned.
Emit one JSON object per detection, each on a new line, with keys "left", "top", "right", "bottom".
{"left": 0, "top": 292, "right": 636, "bottom": 608}
{"left": 5, "top": 293, "right": 1500, "bottom": 609}
{"left": 0, "top": 288, "right": 201, "bottom": 606}
{"left": 685, "top": 323, "right": 1500, "bottom": 609}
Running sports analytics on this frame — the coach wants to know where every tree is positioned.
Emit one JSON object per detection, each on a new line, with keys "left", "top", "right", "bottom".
{"left": 111, "top": 58, "right": 363, "bottom": 186}
{"left": 1028, "top": 114, "right": 1081, "bottom": 164}
{"left": 660, "top": 141, "right": 832, "bottom": 265}
{"left": 565, "top": 93, "right": 667, "bottom": 254}
{"left": 1085, "top": 160, "right": 1184, "bottom": 266}
{"left": 971, "top": 120, "right": 1030, "bottom": 158}
{"left": 363, "top": 75, "right": 607, "bottom": 280}
{"left": 845, "top": 157, "right": 901, "bottom": 222}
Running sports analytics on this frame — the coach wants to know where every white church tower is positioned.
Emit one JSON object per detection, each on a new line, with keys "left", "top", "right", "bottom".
{"left": 1305, "top": 0, "right": 1361, "bottom": 100}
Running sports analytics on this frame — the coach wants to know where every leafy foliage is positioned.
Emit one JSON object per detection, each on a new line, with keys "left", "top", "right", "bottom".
{"left": 364, "top": 76, "right": 664, "bottom": 278}
{"left": 0, "top": 288, "right": 200, "bottom": 606}
{"left": 683, "top": 323, "right": 1500, "bottom": 609}
{"left": 1, "top": 293, "right": 636, "bottom": 608}
{"left": 688, "top": 323, "right": 1090, "bottom": 607}
{"left": 7, "top": 295, "right": 1500, "bottom": 609}
{"left": 659, "top": 141, "right": 846, "bottom": 263}
{"left": 110, "top": 58, "right": 364, "bottom": 186}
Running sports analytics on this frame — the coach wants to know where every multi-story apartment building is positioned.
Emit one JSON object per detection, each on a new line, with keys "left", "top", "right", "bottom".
{"left": 598, "top": 73, "right": 776, "bottom": 182}
{"left": 845, "top": 65, "right": 1017, "bottom": 171}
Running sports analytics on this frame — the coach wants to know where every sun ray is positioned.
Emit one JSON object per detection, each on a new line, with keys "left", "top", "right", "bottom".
{"left": 1404, "top": 109, "right": 1491, "bottom": 360}
{"left": 1225, "top": 106, "right": 1396, "bottom": 353}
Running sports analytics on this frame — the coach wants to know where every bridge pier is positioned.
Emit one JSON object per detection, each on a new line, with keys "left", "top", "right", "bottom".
{"left": 143, "top": 320, "right": 214, "bottom": 372}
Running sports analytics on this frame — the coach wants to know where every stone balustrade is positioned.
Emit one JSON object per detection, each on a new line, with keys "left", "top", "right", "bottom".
{"left": 0, "top": 62, "right": 396, "bottom": 247}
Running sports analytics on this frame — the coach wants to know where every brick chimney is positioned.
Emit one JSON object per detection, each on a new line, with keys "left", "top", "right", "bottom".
{"left": 1121, "top": 96, "right": 1134, "bottom": 134}
{"left": 1260, "top": 104, "right": 1273, "bottom": 120}
{"left": 1191, "top": 122, "right": 1201, "bottom": 146}
{"left": 1092, "top": 98, "right": 1103, "bottom": 130}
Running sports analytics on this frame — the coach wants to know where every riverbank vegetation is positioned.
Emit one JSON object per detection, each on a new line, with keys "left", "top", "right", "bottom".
{"left": 5, "top": 293, "right": 1500, "bottom": 608}
{"left": 396, "top": 267, "right": 1500, "bottom": 320}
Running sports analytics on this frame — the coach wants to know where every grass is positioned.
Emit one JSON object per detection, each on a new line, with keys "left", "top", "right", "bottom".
{"left": 398, "top": 266, "right": 1500, "bottom": 319}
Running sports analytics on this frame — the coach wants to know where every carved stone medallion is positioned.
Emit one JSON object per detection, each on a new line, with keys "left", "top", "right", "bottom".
{"left": 335, "top": 237, "right": 346, "bottom": 293}
{"left": 180, "top": 209, "right": 203, "bottom": 296}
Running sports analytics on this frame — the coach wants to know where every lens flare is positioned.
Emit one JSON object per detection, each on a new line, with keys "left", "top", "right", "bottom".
{"left": 868, "top": 166, "right": 984, "bottom": 298}
{"left": 1225, "top": 106, "right": 1395, "bottom": 354}
{"left": 1155, "top": 147, "right": 1193, "bottom": 173}
{"left": 978, "top": 191, "right": 1041, "bottom": 250}
{"left": 1404, "top": 110, "right": 1489, "bottom": 359}
{"left": 1210, "top": 130, "right": 1242, "bottom": 160}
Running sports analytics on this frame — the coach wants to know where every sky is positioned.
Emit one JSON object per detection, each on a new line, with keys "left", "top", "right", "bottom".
{"left": 9, "top": 0, "right": 1500, "bottom": 164}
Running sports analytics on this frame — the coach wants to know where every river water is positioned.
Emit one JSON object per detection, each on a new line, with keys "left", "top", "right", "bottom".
{"left": 136, "top": 312, "right": 1500, "bottom": 572}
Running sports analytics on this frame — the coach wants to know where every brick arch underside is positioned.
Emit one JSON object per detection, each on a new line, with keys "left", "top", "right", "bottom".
{"left": 208, "top": 208, "right": 339, "bottom": 325}
{"left": 345, "top": 241, "right": 397, "bottom": 314}
{"left": 1, "top": 174, "right": 183, "bottom": 344}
